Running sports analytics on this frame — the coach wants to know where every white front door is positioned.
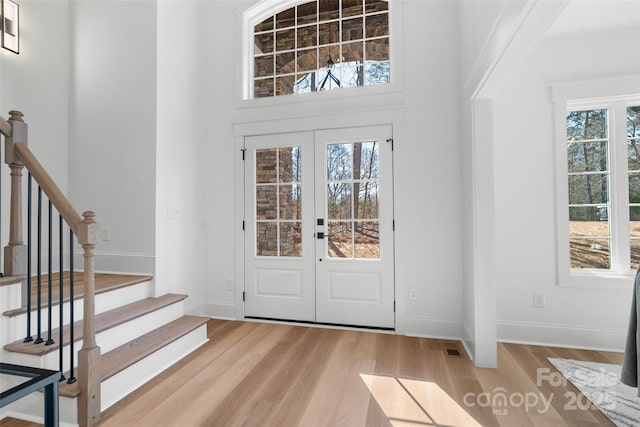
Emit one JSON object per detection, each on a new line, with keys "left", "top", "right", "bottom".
{"left": 244, "top": 126, "right": 394, "bottom": 328}
{"left": 314, "top": 126, "right": 395, "bottom": 328}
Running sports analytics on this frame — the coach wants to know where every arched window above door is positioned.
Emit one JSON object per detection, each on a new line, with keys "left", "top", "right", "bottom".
{"left": 246, "top": 0, "right": 390, "bottom": 99}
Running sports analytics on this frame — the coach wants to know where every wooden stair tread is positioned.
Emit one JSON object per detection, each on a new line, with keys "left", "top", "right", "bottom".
{"left": 0, "top": 275, "right": 26, "bottom": 287}
{"left": 4, "top": 294, "right": 187, "bottom": 355}
{"left": 59, "top": 315, "right": 208, "bottom": 398}
{"left": 3, "top": 273, "right": 153, "bottom": 317}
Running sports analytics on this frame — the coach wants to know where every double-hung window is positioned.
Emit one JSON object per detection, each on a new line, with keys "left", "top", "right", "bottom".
{"left": 554, "top": 78, "right": 640, "bottom": 287}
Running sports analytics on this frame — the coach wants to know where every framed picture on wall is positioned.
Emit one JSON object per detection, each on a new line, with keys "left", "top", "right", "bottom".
{"left": 2, "top": 0, "right": 19, "bottom": 54}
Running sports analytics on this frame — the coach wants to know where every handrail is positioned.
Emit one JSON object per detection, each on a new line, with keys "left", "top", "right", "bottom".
{"left": 3, "top": 110, "right": 101, "bottom": 426}
{"left": 0, "top": 115, "right": 11, "bottom": 137}
{"left": 14, "top": 142, "right": 82, "bottom": 234}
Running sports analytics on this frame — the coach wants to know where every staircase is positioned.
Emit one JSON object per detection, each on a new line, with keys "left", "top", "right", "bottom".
{"left": 0, "top": 112, "right": 209, "bottom": 426}
{"left": 1, "top": 274, "right": 208, "bottom": 426}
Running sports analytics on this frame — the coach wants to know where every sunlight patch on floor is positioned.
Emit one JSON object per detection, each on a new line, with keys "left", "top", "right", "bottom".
{"left": 360, "top": 374, "right": 482, "bottom": 427}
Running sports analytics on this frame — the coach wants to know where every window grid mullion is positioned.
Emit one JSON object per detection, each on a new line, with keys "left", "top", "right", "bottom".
{"left": 612, "top": 101, "right": 631, "bottom": 272}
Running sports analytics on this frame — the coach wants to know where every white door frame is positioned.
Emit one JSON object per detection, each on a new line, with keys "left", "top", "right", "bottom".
{"left": 233, "top": 108, "right": 406, "bottom": 330}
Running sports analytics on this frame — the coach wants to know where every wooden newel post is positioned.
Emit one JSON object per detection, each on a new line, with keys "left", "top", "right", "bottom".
{"left": 77, "top": 211, "right": 101, "bottom": 427}
{"left": 4, "top": 111, "right": 28, "bottom": 279}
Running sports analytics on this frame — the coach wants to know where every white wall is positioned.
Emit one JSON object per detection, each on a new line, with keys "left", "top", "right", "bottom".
{"left": 493, "top": 26, "right": 640, "bottom": 351}
{"left": 458, "top": 0, "right": 509, "bottom": 365}
{"left": 396, "top": 0, "right": 462, "bottom": 337}
{"left": 193, "top": 0, "right": 465, "bottom": 338}
{"left": 155, "top": 0, "right": 208, "bottom": 308}
{"left": 0, "top": 0, "right": 70, "bottom": 272}
{"left": 68, "top": 0, "right": 157, "bottom": 274}
{"left": 199, "top": 0, "right": 239, "bottom": 317}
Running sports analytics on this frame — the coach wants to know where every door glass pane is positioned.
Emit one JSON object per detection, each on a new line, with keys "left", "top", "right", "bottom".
{"left": 257, "top": 222, "right": 278, "bottom": 256}
{"left": 328, "top": 183, "right": 352, "bottom": 219}
{"left": 280, "top": 185, "right": 301, "bottom": 220}
{"left": 256, "top": 149, "right": 277, "bottom": 183}
{"left": 357, "top": 183, "right": 378, "bottom": 219}
{"left": 355, "top": 142, "right": 378, "bottom": 178}
{"left": 255, "top": 146, "right": 303, "bottom": 257}
{"left": 327, "top": 144, "right": 352, "bottom": 180}
{"left": 328, "top": 221, "right": 352, "bottom": 258}
{"left": 257, "top": 185, "right": 277, "bottom": 220}
{"left": 280, "top": 222, "right": 302, "bottom": 256}
{"left": 326, "top": 141, "right": 381, "bottom": 259}
{"left": 354, "top": 221, "right": 379, "bottom": 259}
{"left": 279, "top": 146, "right": 301, "bottom": 182}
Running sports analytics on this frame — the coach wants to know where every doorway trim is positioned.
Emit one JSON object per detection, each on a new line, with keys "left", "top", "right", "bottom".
{"left": 233, "top": 106, "right": 406, "bottom": 330}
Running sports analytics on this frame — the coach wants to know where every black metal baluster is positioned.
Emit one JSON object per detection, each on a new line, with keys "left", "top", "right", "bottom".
{"left": 45, "top": 200, "right": 54, "bottom": 346}
{"left": 59, "top": 214, "right": 65, "bottom": 380}
{"left": 67, "top": 229, "right": 76, "bottom": 384}
{"left": 24, "top": 174, "right": 33, "bottom": 342}
{"left": 34, "top": 186, "right": 43, "bottom": 344}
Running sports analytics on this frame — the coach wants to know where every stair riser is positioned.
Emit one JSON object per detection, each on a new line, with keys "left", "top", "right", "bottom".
{"left": 3, "top": 301, "right": 186, "bottom": 372}
{"left": 1, "top": 281, "right": 151, "bottom": 343}
{"left": 100, "top": 324, "right": 208, "bottom": 411}
{"left": 2, "top": 300, "right": 84, "bottom": 343}
{"left": 0, "top": 281, "right": 22, "bottom": 312}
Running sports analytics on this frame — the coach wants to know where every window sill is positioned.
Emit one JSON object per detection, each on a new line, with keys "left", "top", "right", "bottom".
{"left": 559, "top": 269, "right": 636, "bottom": 290}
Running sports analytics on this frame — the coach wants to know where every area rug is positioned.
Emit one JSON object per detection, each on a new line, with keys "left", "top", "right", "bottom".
{"left": 548, "top": 358, "right": 640, "bottom": 427}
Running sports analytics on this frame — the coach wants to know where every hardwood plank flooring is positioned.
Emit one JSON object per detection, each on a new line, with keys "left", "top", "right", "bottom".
{"left": 91, "top": 319, "right": 625, "bottom": 427}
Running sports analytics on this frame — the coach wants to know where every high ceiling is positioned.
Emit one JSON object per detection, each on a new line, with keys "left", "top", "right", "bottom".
{"left": 544, "top": 0, "right": 640, "bottom": 38}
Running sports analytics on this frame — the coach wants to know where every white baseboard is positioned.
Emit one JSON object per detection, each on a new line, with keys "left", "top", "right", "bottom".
{"left": 398, "top": 315, "right": 464, "bottom": 341}
{"left": 461, "top": 324, "right": 475, "bottom": 363}
{"left": 497, "top": 320, "right": 626, "bottom": 353}
{"left": 75, "top": 252, "right": 154, "bottom": 275}
{"left": 198, "top": 301, "right": 237, "bottom": 320}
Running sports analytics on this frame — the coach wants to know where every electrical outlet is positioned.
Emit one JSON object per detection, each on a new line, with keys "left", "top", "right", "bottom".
{"left": 409, "top": 288, "right": 418, "bottom": 301}
{"left": 226, "top": 279, "right": 233, "bottom": 291}
{"left": 533, "top": 292, "right": 545, "bottom": 308}
{"left": 167, "top": 207, "right": 182, "bottom": 219}
{"left": 101, "top": 226, "right": 110, "bottom": 241}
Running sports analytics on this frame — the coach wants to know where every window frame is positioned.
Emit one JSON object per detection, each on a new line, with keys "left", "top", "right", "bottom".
{"left": 241, "top": 0, "right": 402, "bottom": 103}
{"left": 553, "top": 76, "right": 640, "bottom": 289}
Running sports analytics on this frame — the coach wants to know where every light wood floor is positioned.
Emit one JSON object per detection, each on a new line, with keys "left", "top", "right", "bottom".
{"left": 0, "top": 319, "right": 626, "bottom": 426}
{"left": 94, "top": 319, "right": 624, "bottom": 427}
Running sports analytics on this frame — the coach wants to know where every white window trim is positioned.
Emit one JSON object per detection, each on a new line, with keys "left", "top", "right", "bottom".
{"left": 239, "top": 0, "right": 404, "bottom": 106}
{"left": 552, "top": 75, "right": 640, "bottom": 289}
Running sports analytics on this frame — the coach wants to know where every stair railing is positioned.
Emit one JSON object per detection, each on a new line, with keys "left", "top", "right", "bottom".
{"left": 1, "top": 110, "right": 101, "bottom": 427}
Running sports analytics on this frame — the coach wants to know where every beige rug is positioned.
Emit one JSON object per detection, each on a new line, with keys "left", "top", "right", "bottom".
{"left": 548, "top": 358, "right": 640, "bottom": 427}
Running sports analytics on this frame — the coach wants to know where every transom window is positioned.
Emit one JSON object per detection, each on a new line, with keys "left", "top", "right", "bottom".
{"left": 251, "top": 0, "right": 390, "bottom": 98}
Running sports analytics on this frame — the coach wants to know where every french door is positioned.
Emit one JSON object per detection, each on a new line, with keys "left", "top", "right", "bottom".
{"left": 244, "top": 126, "right": 394, "bottom": 328}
